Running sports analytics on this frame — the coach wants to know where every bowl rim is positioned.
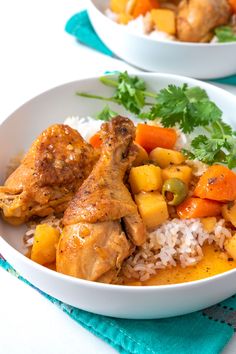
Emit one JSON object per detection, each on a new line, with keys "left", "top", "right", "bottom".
{"left": 1, "top": 72, "right": 236, "bottom": 291}
{"left": 88, "top": 0, "right": 236, "bottom": 48}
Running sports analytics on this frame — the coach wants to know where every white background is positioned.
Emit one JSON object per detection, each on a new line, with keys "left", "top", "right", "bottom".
{"left": 0, "top": 1, "right": 236, "bottom": 353}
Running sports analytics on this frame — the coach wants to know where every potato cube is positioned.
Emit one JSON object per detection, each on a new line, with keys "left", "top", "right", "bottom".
{"left": 162, "top": 165, "right": 192, "bottom": 185}
{"left": 224, "top": 234, "right": 236, "bottom": 260}
{"left": 110, "top": 0, "right": 127, "bottom": 14}
{"left": 149, "top": 147, "right": 185, "bottom": 168}
{"left": 151, "top": 9, "right": 176, "bottom": 35}
{"left": 135, "top": 191, "right": 169, "bottom": 229}
{"left": 201, "top": 217, "right": 217, "bottom": 233}
{"left": 31, "top": 224, "right": 60, "bottom": 265}
{"left": 129, "top": 164, "right": 163, "bottom": 194}
{"left": 118, "top": 13, "right": 134, "bottom": 24}
{"left": 222, "top": 201, "right": 236, "bottom": 227}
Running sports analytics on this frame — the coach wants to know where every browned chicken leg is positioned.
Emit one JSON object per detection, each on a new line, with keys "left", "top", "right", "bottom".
{"left": 177, "top": 0, "right": 231, "bottom": 42}
{"left": 0, "top": 124, "right": 96, "bottom": 225}
{"left": 57, "top": 116, "right": 146, "bottom": 283}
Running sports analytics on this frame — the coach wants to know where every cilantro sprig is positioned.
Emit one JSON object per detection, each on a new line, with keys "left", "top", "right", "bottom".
{"left": 184, "top": 120, "right": 236, "bottom": 169}
{"left": 215, "top": 26, "right": 236, "bottom": 43}
{"left": 141, "top": 84, "right": 222, "bottom": 133}
{"left": 96, "top": 105, "right": 118, "bottom": 121}
{"left": 77, "top": 71, "right": 156, "bottom": 115}
{"left": 76, "top": 71, "right": 236, "bottom": 169}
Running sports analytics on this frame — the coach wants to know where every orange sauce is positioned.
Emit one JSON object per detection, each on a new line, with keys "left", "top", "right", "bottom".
{"left": 33, "top": 245, "right": 236, "bottom": 286}
{"left": 125, "top": 244, "right": 236, "bottom": 286}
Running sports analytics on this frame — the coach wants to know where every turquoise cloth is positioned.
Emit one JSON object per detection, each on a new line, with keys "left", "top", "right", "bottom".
{"left": 1, "top": 256, "right": 236, "bottom": 353}
{"left": 65, "top": 11, "right": 113, "bottom": 56}
{"left": 65, "top": 10, "right": 236, "bottom": 85}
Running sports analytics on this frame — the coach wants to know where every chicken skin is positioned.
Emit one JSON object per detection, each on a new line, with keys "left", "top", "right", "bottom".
{"left": 0, "top": 124, "right": 96, "bottom": 225}
{"left": 177, "top": 0, "right": 231, "bottom": 42}
{"left": 57, "top": 116, "right": 146, "bottom": 283}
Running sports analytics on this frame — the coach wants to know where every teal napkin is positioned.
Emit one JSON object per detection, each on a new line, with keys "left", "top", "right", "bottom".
{"left": 1, "top": 255, "right": 236, "bottom": 354}
{"left": 65, "top": 10, "right": 236, "bottom": 86}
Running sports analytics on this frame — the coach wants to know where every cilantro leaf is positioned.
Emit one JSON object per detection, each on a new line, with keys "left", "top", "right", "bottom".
{"left": 184, "top": 120, "right": 236, "bottom": 168}
{"left": 78, "top": 72, "right": 155, "bottom": 116}
{"left": 151, "top": 84, "right": 222, "bottom": 133}
{"left": 189, "top": 100, "right": 222, "bottom": 126}
{"left": 210, "top": 120, "right": 233, "bottom": 138}
{"left": 96, "top": 105, "right": 118, "bottom": 121}
{"left": 186, "top": 134, "right": 226, "bottom": 165}
{"left": 185, "top": 87, "right": 209, "bottom": 102}
{"left": 215, "top": 26, "right": 236, "bottom": 43}
{"left": 112, "top": 72, "right": 147, "bottom": 114}
{"left": 99, "top": 71, "right": 154, "bottom": 115}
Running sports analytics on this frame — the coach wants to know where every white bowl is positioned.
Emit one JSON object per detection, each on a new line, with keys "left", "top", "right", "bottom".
{"left": 88, "top": 0, "right": 236, "bottom": 79}
{"left": 1, "top": 73, "right": 236, "bottom": 319}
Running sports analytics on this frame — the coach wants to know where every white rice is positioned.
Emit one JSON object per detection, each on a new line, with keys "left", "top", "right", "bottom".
{"left": 186, "top": 159, "right": 209, "bottom": 177}
{"left": 64, "top": 116, "right": 105, "bottom": 141}
{"left": 123, "top": 218, "right": 232, "bottom": 281}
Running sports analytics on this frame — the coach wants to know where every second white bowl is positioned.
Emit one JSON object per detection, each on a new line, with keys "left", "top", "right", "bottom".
{"left": 88, "top": 0, "right": 236, "bottom": 79}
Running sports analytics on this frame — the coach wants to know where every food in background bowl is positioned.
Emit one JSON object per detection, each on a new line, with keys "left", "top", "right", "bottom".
{"left": 88, "top": 0, "right": 236, "bottom": 78}
{"left": 107, "top": 0, "right": 236, "bottom": 43}
{"left": 2, "top": 72, "right": 236, "bottom": 288}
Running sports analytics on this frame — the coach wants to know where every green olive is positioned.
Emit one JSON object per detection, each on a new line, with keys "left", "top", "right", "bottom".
{"left": 162, "top": 178, "right": 188, "bottom": 206}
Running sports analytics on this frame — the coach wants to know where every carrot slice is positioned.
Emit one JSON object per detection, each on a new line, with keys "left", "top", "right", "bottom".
{"left": 194, "top": 165, "right": 236, "bottom": 202}
{"left": 89, "top": 133, "right": 102, "bottom": 148}
{"left": 135, "top": 124, "right": 177, "bottom": 153}
{"left": 177, "top": 197, "right": 222, "bottom": 219}
{"left": 229, "top": 0, "right": 236, "bottom": 13}
{"left": 132, "top": 0, "right": 159, "bottom": 18}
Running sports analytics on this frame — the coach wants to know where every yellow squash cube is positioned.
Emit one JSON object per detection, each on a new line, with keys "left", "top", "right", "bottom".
{"left": 31, "top": 224, "right": 60, "bottom": 265}
{"left": 222, "top": 202, "right": 236, "bottom": 227}
{"left": 224, "top": 234, "right": 236, "bottom": 260}
{"left": 162, "top": 165, "right": 192, "bottom": 185}
{"left": 129, "top": 164, "right": 163, "bottom": 194}
{"left": 149, "top": 147, "right": 185, "bottom": 168}
{"left": 150, "top": 9, "right": 176, "bottom": 35}
{"left": 135, "top": 191, "right": 169, "bottom": 229}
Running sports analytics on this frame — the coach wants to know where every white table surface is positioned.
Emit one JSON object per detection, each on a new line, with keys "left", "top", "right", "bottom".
{"left": 0, "top": 1, "right": 236, "bottom": 353}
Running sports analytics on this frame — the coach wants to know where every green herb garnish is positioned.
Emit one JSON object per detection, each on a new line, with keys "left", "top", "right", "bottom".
{"left": 141, "top": 84, "right": 222, "bottom": 133}
{"left": 96, "top": 105, "right": 118, "bottom": 121}
{"left": 76, "top": 71, "right": 236, "bottom": 168}
{"left": 77, "top": 71, "right": 156, "bottom": 115}
{"left": 215, "top": 26, "right": 236, "bottom": 43}
{"left": 184, "top": 120, "right": 236, "bottom": 168}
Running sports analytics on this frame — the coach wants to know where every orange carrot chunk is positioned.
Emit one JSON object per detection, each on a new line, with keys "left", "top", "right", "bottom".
{"left": 229, "top": 0, "right": 236, "bottom": 13}
{"left": 135, "top": 124, "right": 177, "bottom": 153}
{"left": 177, "top": 197, "right": 222, "bottom": 219}
{"left": 194, "top": 165, "right": 236, "bottom": 202}
{"left": 132, "top": 0, "right": 159, "bottom": 18}
{"left": 89, "top": 133, "right": 102, "bottom": 148}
